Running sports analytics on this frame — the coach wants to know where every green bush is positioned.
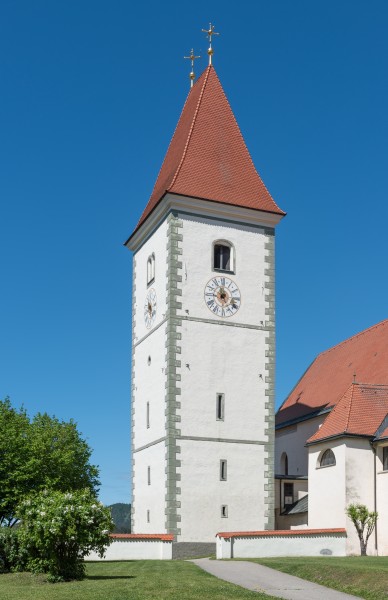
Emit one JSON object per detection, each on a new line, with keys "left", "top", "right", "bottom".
{"left": 17, "top": 489, "right": 114, "bottom": 582}
{"left": 0, "top": 527, "right": 27, "bottom": 573}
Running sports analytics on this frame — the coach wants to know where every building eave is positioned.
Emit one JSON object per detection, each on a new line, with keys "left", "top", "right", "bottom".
{"left": 306, "top": 432, "right": 374, "bottom": 447}
{"left": 125, "top": 192, "right": 285, "bottom": 252}
{"left": 275, "top": 406, "right": 333, "bottom": 431}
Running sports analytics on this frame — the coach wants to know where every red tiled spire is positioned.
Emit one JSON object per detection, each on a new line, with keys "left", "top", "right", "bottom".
{"left": 307, "top": 382, "right": 388, "bottom": 444}
{"left": 276, "top": 319, "right": 388, "bottom": 426}
{"left": 134, "top": 66, "right": 285, "bottom": 232}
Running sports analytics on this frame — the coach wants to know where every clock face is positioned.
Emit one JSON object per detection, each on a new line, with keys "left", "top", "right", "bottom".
{"left": 204, "top": 276, "right": 241, "bottom": 318}
{"left": 144, "top": 288, "right": 157, "bottom": 329}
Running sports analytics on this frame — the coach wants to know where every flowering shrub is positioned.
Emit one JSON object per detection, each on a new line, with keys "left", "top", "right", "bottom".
{"left": 17, "top": 489, "right": 114, "bottom": 581}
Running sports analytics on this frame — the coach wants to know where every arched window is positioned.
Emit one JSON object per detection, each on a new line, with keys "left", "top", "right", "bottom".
{"left": 280, "top": 452, "right": 288, "bottom": 475}
{"left": 147, "top": 254, "right": 155, "bottom": 285}
{"left": 319, "top": 449, "right": 336, "bottom": 468}
{"left": 213, "top": 241, "right": 235, "bottom": 272}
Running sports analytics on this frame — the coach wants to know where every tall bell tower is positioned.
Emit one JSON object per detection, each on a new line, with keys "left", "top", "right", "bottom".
{"left": 125, "top": 60, "right": 285, "bottom": 542}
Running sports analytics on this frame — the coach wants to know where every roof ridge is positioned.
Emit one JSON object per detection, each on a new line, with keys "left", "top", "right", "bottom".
{"left": 356, "top": 382, "right": 388, "bottom": 389}
{"left": 344, "top": 383, "right": 355, "bottom": 433}
{"left": 146, "top": 68, "right": 209, "bottom": 202}
{"left": 168, "top": 66, "right": 211, "bottom": 191}
{"left": 319, "top": 318, "right": 388, "bottom": 358}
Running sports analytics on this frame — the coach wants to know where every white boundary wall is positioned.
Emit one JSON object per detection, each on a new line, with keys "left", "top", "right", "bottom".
{"left": 85, "top": 534, "right": 173, "bottom": 561}
{"left": 216, "top": 529, "right": 347, "bottom": 559}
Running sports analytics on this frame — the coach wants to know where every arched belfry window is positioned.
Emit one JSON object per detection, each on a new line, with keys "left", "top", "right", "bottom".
{"left": 319, "top": 449, "right": 336, "bottom": 468}
{"left": 213, "top": 241, "right": 235, "bottom": 273}
{"left": 147, "top": 254, "right": 155, "bottom": 285}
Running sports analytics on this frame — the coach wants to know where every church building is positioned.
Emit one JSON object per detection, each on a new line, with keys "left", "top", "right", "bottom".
{"left": 126, "top": 61, "right": 285, "bottom": 541}
{"left": 275, "top": 318, "right": 388, "bottom": 555}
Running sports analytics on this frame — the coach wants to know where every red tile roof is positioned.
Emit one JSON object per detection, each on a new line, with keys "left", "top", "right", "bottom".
{"left": 217, "top": 528, "right": 346, "bottom": 538}
{"left": 134, "top": 66, "right": 285, "bottom": 233}
{"left": 277, "top": 319, "right": 388, "bottom": 426}
{"left": 307, "top": 383, "right": 388, "bottom": 444}
{"left": 109, "top": 533, "right": 174, "bottom": 541}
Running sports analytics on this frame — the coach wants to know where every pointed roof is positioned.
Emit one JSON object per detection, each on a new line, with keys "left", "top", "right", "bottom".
{"left": 276, "top": 318, "right": 388, "bottom": 427}
{"left": 134, "top": 66, "right": 285, "bottom": 233}
{"left": 307, "top": 383, "right": 388, "bottom": 444}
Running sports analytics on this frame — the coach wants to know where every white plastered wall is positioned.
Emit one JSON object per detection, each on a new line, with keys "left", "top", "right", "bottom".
{"left": 308, "top": 438, "right": 378, "bottom": 555}
{"left": 132, "top": 441, "right": 166, "bottom": 533}
{"left": 376, "top": 443, "right": 388, "bottom": 555}
{"left": 132, "top": 219, "right": 168, "bottom": 534}
{"left": 133, "top": 324, "right": 166, "bottom": 449}
{"left": 178, "top": 439, "right": 266, "bottom": 542}
{"left": 308, "top": 441, "right": 346, "bottom": 530}
{"left": 275, "top": 414, "right": 326, "bottom": 476}
{"left": 173, "top": 213, "right": 271, "bottom": 541}
{"left": 132, "top": 219, "right": 168, "bottom": 344}
{"left": 177, "top": 214, "right": 267, "bottom": 326}
{"left": 179, "top": 321, "right": 267, "bottom": 441}
{"left": 345, "top": 439, "right": 376, "bottom": 555}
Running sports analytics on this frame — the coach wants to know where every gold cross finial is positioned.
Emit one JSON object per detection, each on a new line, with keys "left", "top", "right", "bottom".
{"left": 184, "top": 48, "right": 201, "bottom": 88}
{"left": 202, "top": 22, "right": 219, "bottom": 66}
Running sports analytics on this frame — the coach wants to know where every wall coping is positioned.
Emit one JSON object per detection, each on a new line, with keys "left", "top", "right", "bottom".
{"left": 110, "top": 533, "right": 174, "bottom": 541}
{"left": 216, "top": 528, "right": 346, "bottom": 539}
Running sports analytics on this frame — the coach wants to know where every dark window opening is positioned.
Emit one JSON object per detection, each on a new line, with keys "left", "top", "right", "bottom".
{"left": 284, "top": 482, "right": 294, "bottom": 506}
{"left": 214, "top": 244, "right": 231, "bottom": 271}
{"left": 320, "top": 449, "right": 336, "bottom": 467}
{"left": 383, "top": 447, "right": 388, "bottom": 471}
{"left": 220, "top": 459, "right": 227, "bottom": 481}
{"left": 216, "top": 394, "right": 225, "bottom": 420}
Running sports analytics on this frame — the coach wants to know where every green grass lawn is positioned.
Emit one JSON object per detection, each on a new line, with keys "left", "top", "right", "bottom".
{"left": 249, "top": 556, "right": 388, "bottom": 600}
{"left": 0, "top": 560, "right": 277, "bottom": 600}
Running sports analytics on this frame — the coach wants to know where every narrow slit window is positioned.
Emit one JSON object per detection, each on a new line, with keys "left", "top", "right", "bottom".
{"left": 220, "top": 459, "right": 227, "bottom": 481}
{"left": 284, "top": 482, "right": 294, "bottom": 506}
{"left": 147, "top": 510, "right": 150, "bottom": 523}
{"left": 147, "top": 466, "right": 151, "bottom": 485}
{"left": 216, "top": 394, "right": 225, "bottom": 421}
{"left": 213, "top": 243, "right": 233, "bottom": 272}
{"left": 383, "top": 447, "right": 388, "bottom": 471}
{"left": 146, "top": 402, "right": 150, "bottom": 429}
{"left": 221, "top": 505, "right": 228, "bottom": 518}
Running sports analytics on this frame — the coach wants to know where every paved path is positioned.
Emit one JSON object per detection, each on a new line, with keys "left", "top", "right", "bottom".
{"left": 191, "top": 558, "right": 361, "bottom": 600}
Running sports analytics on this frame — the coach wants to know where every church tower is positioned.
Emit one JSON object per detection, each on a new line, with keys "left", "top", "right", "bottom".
{"left": 125, "top": 64, "right": 285, "bottom": 542}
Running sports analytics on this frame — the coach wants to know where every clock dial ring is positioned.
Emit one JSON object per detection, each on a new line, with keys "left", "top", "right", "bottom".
{"left": 144, "top": 288, "right": 157, "bottom": 329}
{"left": 204, "top": 276, "right": 241, "bottom": 318}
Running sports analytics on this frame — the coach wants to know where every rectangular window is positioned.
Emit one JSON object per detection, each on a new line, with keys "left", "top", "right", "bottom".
{"left": 146, "top": 402, "right": 150, "bottom": 429}
{"left": 147, "top": 510, "right": 150, "bottom": 523}
{"left": 221, "top": 505, "right": 228, "bottom": 518}
{"left": 216, "top": 393, "right": 225, "bottom": 421}
{"left": 284, "top": 482, "right": 294, "bottom": 506}
{"left": 147, "top": 466, "right": 151, "bottom": 485}
{"left": 383, "top": 447, "right": 388, "bottom": 471}
{"left": 220, "top": 459, "right": 227, "bottom": 481}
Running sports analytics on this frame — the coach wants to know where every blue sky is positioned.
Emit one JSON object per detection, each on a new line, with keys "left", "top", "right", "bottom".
{"left": 1, "top": 1, "right": 387, "bottom": 505}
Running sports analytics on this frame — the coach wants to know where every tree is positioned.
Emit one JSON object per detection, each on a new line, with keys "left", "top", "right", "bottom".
{"left": 346, "top": 503, "right": 378, "bottom": 556}
{"left": 0, "top": 398, "right": 31, "bottom": 526}
{"left": 108, "top": 503, "right": 131, "bottom": 533}
{"left": 17, "top": 489, "right": 114, "bottom": 581}
{"left": 0, "top": 397, "right": 99, "bottom": 527}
